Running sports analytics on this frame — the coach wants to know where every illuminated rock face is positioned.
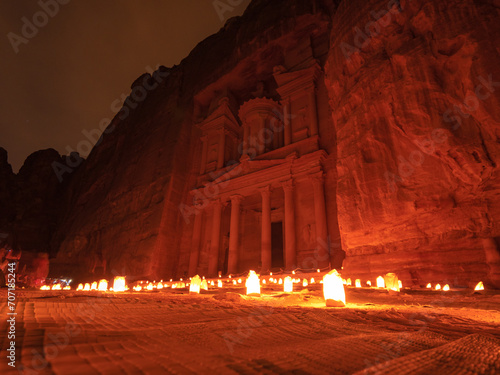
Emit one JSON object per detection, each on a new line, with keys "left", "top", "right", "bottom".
{"left": 49, "top": 0, "right": 340, "bottom": 281}
{"left": 3, "top": 0, "right": 498, "bottom": 288}
{"left": 324, "top": 0, "right": 500, "bottom": 288}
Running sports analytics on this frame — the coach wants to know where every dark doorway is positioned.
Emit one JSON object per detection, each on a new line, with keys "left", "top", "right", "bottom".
{"left": 271, "top": 221, "right": 284, "bottom": 268}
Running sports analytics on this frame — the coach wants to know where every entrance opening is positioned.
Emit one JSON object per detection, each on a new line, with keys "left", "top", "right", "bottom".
{"left": 271, "top": 221, "right": 284, "bottom": 269}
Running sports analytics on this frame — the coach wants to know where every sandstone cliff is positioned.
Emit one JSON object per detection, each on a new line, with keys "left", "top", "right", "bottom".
{"left": 49, "top": 0, "right": 335, "bottom": 281}
{"left": 325, "top": 0, "right": 500, "bottom": 287}
{"left": 0, "top": 148, "right": 69, "bottom": 253}
{"left": 2, "top": 0, "right": 499, "bottom": 288}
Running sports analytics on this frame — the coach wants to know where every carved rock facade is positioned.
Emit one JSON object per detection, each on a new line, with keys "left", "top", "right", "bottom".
{"left": 2, "top": 0, "right": 499, "bottom": 288}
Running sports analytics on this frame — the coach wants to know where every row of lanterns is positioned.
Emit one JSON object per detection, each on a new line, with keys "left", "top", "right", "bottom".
{"left": 40, "top": 273, "right": 486, "bottom": 308}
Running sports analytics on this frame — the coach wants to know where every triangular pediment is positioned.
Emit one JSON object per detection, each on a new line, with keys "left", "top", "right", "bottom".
{"left": 198, "top": 97, "right": 241, "bottom": 135}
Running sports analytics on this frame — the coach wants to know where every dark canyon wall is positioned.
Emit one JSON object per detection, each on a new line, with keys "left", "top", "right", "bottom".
{"left": 2, "top": 0, "right": 499, "bottom": 287}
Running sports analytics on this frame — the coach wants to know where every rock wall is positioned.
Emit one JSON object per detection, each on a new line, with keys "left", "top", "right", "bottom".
{"left": 0, "top": 148, "right": 68, "bottom": 253}
{"left": 2, "top": 0, "right": 499, "bottom": 288}
{"left": 324, "top": 0, "right": 500, "bottom": 287}
{"left": 49, "top": 0, "right": 335, "bottom": 281}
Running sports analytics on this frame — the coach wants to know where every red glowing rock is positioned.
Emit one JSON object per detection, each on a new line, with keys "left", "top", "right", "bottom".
{"left": 1, "top": 0, "right": 498, "bottom": 290}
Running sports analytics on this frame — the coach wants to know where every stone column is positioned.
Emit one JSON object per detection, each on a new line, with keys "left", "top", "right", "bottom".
{"left": 200, "top": 136, "right": 208, "bottom": 175}
{"left": 228, "top": 195, "right": 243, "bottom": 274}
{"left": 260, "top": 186, "right": 272, "bottom": 273}
{"left": 284, "top": 99, "right": 291, "bottom": 146}
{"left": 188, "top": 205, "right": 203, "bottom": 276}
{"left": 243, "top": 125, "right": 250, "bottom": 156}
{"left": 282, "top": 179, "right": 296, "bottom": 270}
{"left": 257, "top": 116, "right": 266, "bottom": 155}
{"left": 308, "top": 90, "right": 318, "bottom": 137}
{"left": 208, "top": 199, "right": 222, "bottom": 277}
{"left": 311, "top": 173, "right": 329, "bottom": 268}
{"left": 217, "top": 129, "right": 225, "bottom": 170}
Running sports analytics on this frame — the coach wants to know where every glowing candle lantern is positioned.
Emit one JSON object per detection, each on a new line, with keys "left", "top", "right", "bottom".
{"left": 435, "top": 284, "right": 441, "bottom": 290}
{"left": 283, "top": 276, "right": 293, "bottom": 293}
{"left": 76, "top": 283, "right": 83, "bottom": 291}
{"left": 355, "top": 279, "right": 361, "bottom": 288}
{"left": 210, "top": 281, "right": 215, "bottom": 286}
{"left": 310, "top": 278, "right": 315, "bottom": 284}
{"left": 189, "top": 275, "right": 201, "bottom": 294}
{"left": 279, "top": 278, "right": 283, "bottom": 285}
{"left": 113, "top": 276, "right": 126, "bottom": 292}
{"left": 63, "top": 286, "right": 71, "bottom": 290}
{"left": 90, "top": 282, "right": 97, "bottom": 291}
{"left": 52, "top": 284, "right": 62, "bottom": 290}
{"left": 237, "top": 278, "right": 242, "bottom": 284}
{"left": 426, "top": 283, "right": 432, "bottom": 289}
{"left": 98, "top": 279, "right": 108, "bottom": 292}
{"left": 146, "top": 283, "right": 154, "bottom": 291}
{"left": 40, "top": 285, "right": 50, "bottom": 290}
{"left": 376, "top": 276, "right": 385, "bottom": 288}
{"left": 384, "top": 273, "right": 400, "bottom": 292}
{"left": 233, "top": 280, "right": 237, "bottom": 285}
{"left": 133, "top": 285, "right": 142, "bottom": 292}
{"left": 218, "top": 280, "right": 223, "bottom": 288}
{"left": 323, "top": 270, "right": 346, "bottom": 307}
{"left": 157, "top": 282, "right": 163, "bottom": 290}
{"left": 366, "top": 280, "right": 372, "bottom": 287}
{"left": 475, "top": 281, "right": 484, "bottom": 291}
{"left": 270, "top": 272, "right": 272, "bottom": 276}
{"left": 303, "top": 279, "right": 308, "bottom": 287}
{"left": 201, "top": 279, "right": 208, "bottom": 291}
{"left": 262, "top": 279, "right": 266, "bottom": 284}
{"left": 317, "top": 269, "right": 320, "bottom": 273}
{"left": 347, "top": 278, "right": 352, "bottom": 286}
{"left": 398, "top": 280, "right": 403, "bottom": 289}
{"left": 292, "top": 271, "right": 296, "bottom": 275}
{"left": 83, "top": 283, "right": 91, "bottom": 291}
{"left": 245, "top": 270, "right": 261, "bottom": 295}
{"left": 443, "top": 284, "right": 450, "bottom": 291}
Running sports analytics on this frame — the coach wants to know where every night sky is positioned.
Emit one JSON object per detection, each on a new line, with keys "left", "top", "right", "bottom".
{"left": 0, "top": 0, "right": 250, "bottom": 172}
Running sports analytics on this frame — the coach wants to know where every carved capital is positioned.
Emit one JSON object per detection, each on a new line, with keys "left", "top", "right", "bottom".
{"left": 310, "top": 172, "right": 324, "bottom": 186}
{"left": 259, "top": 185, "right": 272, "bottom": 198}
{"left": 230, "top": 194, "right": 244, "bottom": 205}
{"left": 210, "top": 198, "right": 222, "bottom": 208}
{"left": 218, "top": 128, "right": 230, "bottom": 136}
{"left": 281, "top": 179, "right": 294, "bottom": 192}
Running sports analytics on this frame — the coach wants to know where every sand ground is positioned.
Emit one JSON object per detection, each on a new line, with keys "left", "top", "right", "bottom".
{"left": 1, "top": 285, "right": 500, "bottom": 374}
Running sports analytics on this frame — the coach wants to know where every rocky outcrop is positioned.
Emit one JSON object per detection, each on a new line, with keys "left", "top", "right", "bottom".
{"left": 0, "top": 148, "right": 69, "bottom": 253}
{"left": 324, "top": 0, "right": 500, "bottom": 287}
{"left": 0, "top": 148, "right": 16, "bottom": 232}
{"left": 2, "top": 0, "right": 499, "bottom": 288}
{"left": 49, "top": 0, "right": 336, "bottom": 282}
